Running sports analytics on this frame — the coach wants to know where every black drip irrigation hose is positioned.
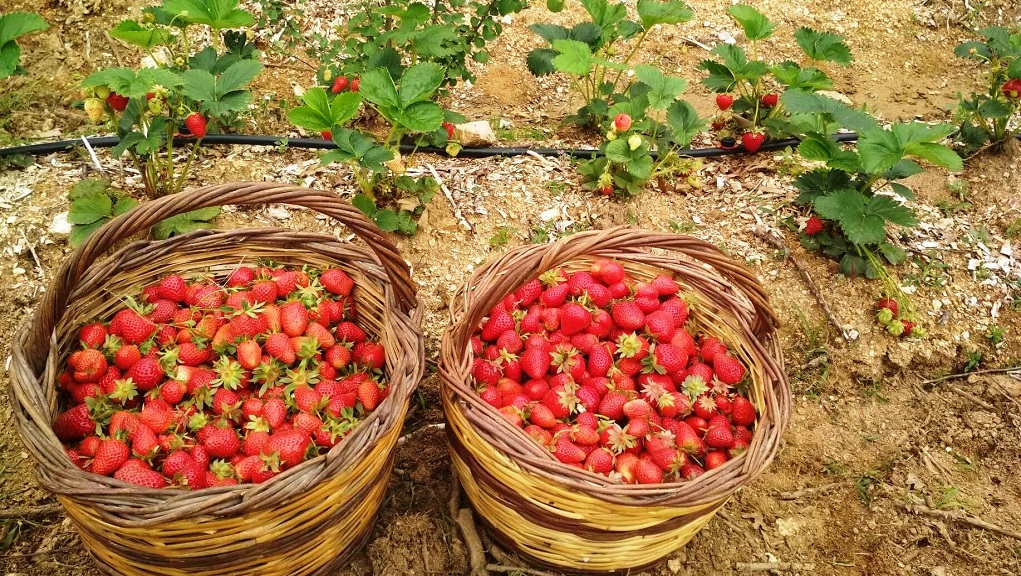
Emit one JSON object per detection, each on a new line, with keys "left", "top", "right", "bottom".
{"left": 0, "top": 132, "right": 864, "bottom": 161}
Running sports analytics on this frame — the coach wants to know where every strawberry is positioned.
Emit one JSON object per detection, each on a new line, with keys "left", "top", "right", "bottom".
{"left": 742, "top": 131, "right": 765, "bottom": 153}
{"left": 357, "top": 378, "right": 386, "bottom": 411}
{"left": 622, "top": 398, "right": 653, "bottom": 421}
{"left": 280, "top": 301, "right": 309, "bottom": 337}
{"left": 559, "top": 303, "right": 591, "bottom": 336}
{"left": 760, "top": 92, "right": 779, "bottom": 107}
{"left": 69, "top": 349, "right": 108, "bottom": 383}
{"left": 704, "top": 450, "right": 729, "bottom": 470}
{"left": 93, "top": 438, "right": 130, "bottom": 476}
{"left": 353, "top": 342, "right": 385, "bottom": 370}
{"left": 127, "top": 356, "right": 163, "bottom": 391}
{"left": 730, "top": 396, "right": 756, "bottom": 427}
{"left": 552, "top": 436, "right": 586, "bottom": 464}
{"left": 106, "top": 92, "right": 129, "bottom": 112}
{"left": 713, "top": 354, "right": 745, "bottom": 385}
{"left": 804, "top": 215, "right": 823, "bottom": 235}
{"left": 250, "top": 280, "right": 279, "bottom": 304}
{"left": 635, "top": 457, "right": 664, "bottom": 484}
{"left": 184, "top": 112, "right": 207, "bottom": 138}
{"left": 332, "top": 75, "right": 349, "bottom": 93}
{"left": 160, "top": 380, "right": 186, "bottom": 405}
{"left": 599, "top": 185, "right": 613, "bottom": 196}
{"left": 699, "top": 337, "right": 727, "bottom": 365}
{"left": 157, "top": 274, "right": 188, "bottom": 303}
{"left": 53, "top": 404, "right": 98, "bottom": 441}
{"left": 264, "top": 429, "right": 311, "bottom": 468}
{"left": 227, "top": 266, "right": 255, "bottom": 287}
{"left": 114, "top": 459, "right": 167, "bottom": 488}
{"left": 335, "top": 321, "right": 367, "bottom": 343}
{"left": 321, "top": 130, "right": 332, "bottom": 140}
{"left": 236, "top": 340, "right": 262, "bottom": 371}
{"left": 78, "top": 323, "right": 108, "bottom": 349}
{"left": 611, "top": 302, "right": 645, "bottom": 331}
{"left": 653, "top": 343, "right": 686, "bottom": 374}
{"left": 680, "top": 463, "right": 705, "bottom": 479}
{"left": 305, "top": 323, "right": 335, "bottom": 348}
{"left": 651, "top": 274, "right": 678, "bottom": 296}
{"left": 614, "top": 452, "right": 639, "bottom": 483}
{"left": 442, "top": 121, "right": 455, "bottom": 139}
{"left": 528, "top": 403, "right": 557, "bottom": 429}
{"left": 481, "top": 310, "right": 515, "bottom": 342}
{"left": 715, "top": 94, "right": 734, "bottom": 110}
{"left": 349, "top": 77, "right": 360, "bottom": 92}
{"left": 138, "top": 399, "right": 174, "bottom": 433}
{"left": 705, "top": 414, "right": 735, "bottom": 449}
{"left": 203, "top": 426, "right": 241, "bottom": 459}
{"left": 584, "top": 447, "right": 614, "bottom": 474}
{"left": 613, "top": 113, "right": 632, "bottom": 131}
{"left": 876, "top": 297, "right": 899, "bottom": 317}
{"left": 115, "top": 309, "right": 156, "bottom": 345}
{"left": 265, "top": 332, "right": 297, "bottom": 365}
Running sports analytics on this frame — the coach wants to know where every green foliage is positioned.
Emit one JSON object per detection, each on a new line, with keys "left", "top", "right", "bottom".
{"left": 81, "top": 0, "right": 261, "bottom": 198}
{"left": 0, "top": 11, "right": 48, "bottom": 80}
{"left": 699, "top": 4, "right": 852, "bottom": 138}
{"left": 350, "top": 176, "right": 436, "bottom": 235}
{"left": 952, "top": 26, "right": 1021, "bottom": 155}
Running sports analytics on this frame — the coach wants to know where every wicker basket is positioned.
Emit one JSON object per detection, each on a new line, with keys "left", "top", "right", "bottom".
{"left": 8, "top": 182, "right": 424, "bottom": 576}
{"left": 439, "top": 227, "right": 791, "bottom": 573}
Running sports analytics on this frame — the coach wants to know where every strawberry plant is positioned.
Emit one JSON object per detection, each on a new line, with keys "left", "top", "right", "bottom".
{"left": 782, "top": 91, "right": 963, "bottom": 278}
{"left": 951, "top": 26, "right": 1021, "bottom": 155}
{"left": 575, "top": 65, "right": 706, "bottom": 199}
{"left": 526, "top": 0, "right": 695, "bottom": 128}
{"left": 0, "top": 11, "right": 48, "bottom": 80}
{"left": 54, "top": 263, "right": 388, "bottom": 488}
{"left": 289, "top": 62, "right": 462, "bottom": 232}
{"left": 80, "top": 0, "right": 263, "bottom": 198}
{"left": 468, "top": 262, "right": 759, "bottom": 482}
{"left": 699, "top": 4, "right": 852, "bottom": 145}
{"left": 311, "top": 0, "right": 527, "bottom": 90}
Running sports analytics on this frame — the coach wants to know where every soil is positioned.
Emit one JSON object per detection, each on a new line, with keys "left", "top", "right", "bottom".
{"left": 2, "top": 1, "right": 1021, "bottom": 575}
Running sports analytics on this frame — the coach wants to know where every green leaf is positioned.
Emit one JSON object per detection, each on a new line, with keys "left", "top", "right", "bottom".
{"left": 69, "top": 193, "right": 113, "bottom": 225}
{"left": 551, "top": 39, "right": 593, "bottom": 76}
{"left": 322, "top": 129, "right": 394, "bottom": 172}
{"left": 580, "top": 0, "right": 628, "bottom": 31}
{"left": 698, "top": 59, "right": 738, "bottom": 92}
{"left": 879, "top": 242, "right": 906, "bottom": 265}
{"left": 888, "top": 182, "right": 915, "bottom": 201}
{"left": 636, "top": 0, "right": 694, "bottom": 29}
{"left": 215, "top": 59, "right": 263, "bottom": 97}
{"left": 866, "top": 195, "right": 917, "bottom": 227}
{"left": 0, "top": 11, "right": 48, "bottom": 46}
{"left": 883, "top": 159, "right": 924, "bottom": 180}
{"left": 664, "top": 100, "right": 705, "bottom": 147}
{"left": 162, "top": 0, "right": 255, "bottom": 29}
{"left": 780, "top": 89, "right": 880, "bottom": 134}
{"left": 413, "top": 25, "right": 460, "bottom": 58}
{"left": 394, "top": 101, "right": 444, "bottom": 132}
{"left": 796, "top": 135, "right": 861, "bottom": 171}
{"left": 605, "top": 138, "right": 634, "bottom": 163}
{"left": 69, "top": 220, "right": 108, "bottom": 247}
{"left": 857, "top": 129, "right": 903, "bottom": 175}
{"left": 398, "top": 63, "right": 445, "bottom": 108}
{"left": 814, "top": 189, "right": 885, "bottom": 245}
{"left": 1008, "top": 58, "right": 1021, "bottom": 79}
{"left": 794, "top": 27, "right": 852, "bottom": 65}
{"left": 68, "top": 179, "right": 111, "bottom": 200}
{"left": 529, "top": 23, "right": 569, "bottom": 43}
{"left": 109, "top": 20, "right": 167, "bottom": 49}
{"left": 954, "top": 41, "right": 989, "bottom": 60}
{"left": 151, "top": 208, "right": 220, "bottom": 240}
{"left": 978, "top": 99, "right": 1012, "bottom": 119}
{"left": 351, "top": 193, "right": 377, "bottom": 217}
{"left": 373, "top": 209, "right": 399, "bottom": 232}
{"left": 0, "top": 42, "right": 20, "bottom": 79}
{"left": 771, "top": 62, "right": 833, "bottom": 91}
{"left": 395, "top": 211, "right": 418, "bottom": 235}
{"left": 635, "top": 64, "right": 687, "bottom": 110}
{"left": 547, "top": 0, "right": 565, "bottom": 12}
{"left": 793, "top": 168, "right": 853, "bottom": 205}
{"left": 709, "top": 43, "right": 769, "bottom": 82}
{"left": 569, "top": 22, "right": 602, "bottom": 46}
{"left": 526, "top": 48, "right": 558, "bottom": 76}
{"left": 904, "top": 141, "right": 963, "bottom": 172}
{"left": 727, "top": 4, "right": 775, "bottom": 41}
{"left": 359, "top": 67, "right": 401, "bottom": 110}
{"left": 113, "top": 197, "right": 139, "bottom": 215}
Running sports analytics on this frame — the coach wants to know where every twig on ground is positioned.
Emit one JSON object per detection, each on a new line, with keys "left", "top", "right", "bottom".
{"left": 904, "top": 505, "right": 1021, "bottom": 541}
{"left": 19, "top": 230, "right": 43, "bottom": 275}
{"left": 921, "top": 365, "right": 1021, "bottom": 385}
{"left": 944, "top": 384, "right": 994, "bottom": 410}
{"left": 778, "top": 482, "right": 844, "bottom": 501}
{"left": 735, "top": 562, "right": 816, "bottom": 572}
{"left": 0, "top": 503, "right": 62, "bottom": 520}
{"left": 427, "top": 163, "right": 473, "bottom": 233}
{"left": 683, "top": 37, "right": 713, "bottom": 51}
{"left": 396, "top": 422, "right": 445, "bottom": 447}
{"left": 754, "top": 228, "right": 854, "bottom": 342}
{"left": 448, "top": 475, "right": 487, "bottom": 576}
{"left": 104, "top": 31, "right": 124, "bottom": 67}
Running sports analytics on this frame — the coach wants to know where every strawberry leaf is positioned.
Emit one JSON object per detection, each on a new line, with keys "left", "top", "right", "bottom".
{"left": 372, "top": 209, "right": 399, "bottom": 232}
{"left": 814, "top": 189, "right": 916, "bottom": 246}
{"left": 151, "top": 207, "right": 220, "bottom": 239}
{"left": 68, "top": 193, "right": 113, "bottom": 225}
{"left": 162, "top": 0, "right": 254, "bottom": 29}
{"left": 358, "top": 67, "right": 401, "bottom": 110}
{"left": 0, "top": 11, "right": 48, "bottom": 47}
{"left": 397, "top": 63, "right": 445, "bottom": 108}
{"left": 529, "top": 23, "right": 569, "bottom": 43}
{"left": 288, "top": 88, "right": 361, "bottom": 132}
{"left": 771, "top": 62, "right": 833, "bottom": 91}
{"left": 551, "top": 39, "right": 593, "bottom": 76}
{"left": 569, "top": 22, "right": 602, "bottom": 46}
{"left": 794, "top": 27, "right": 853, "bottom": 66}
{"left": 727, "top": 4, "right": 775, "bottom": 41}
{"left": 635, "top": 64, "right": 687, "bottom": 110}
{"left": 665, "top": 100, "right": 705, "bottom": 147}
{"left": 636, "top": 0, "right": 694, "bottom": 30}
{"left": 526, "top": 48, "right": 558, "bottom": 76}
{"left": 109, "top": 20, "right": 168, "bottom": 49}
{"left": 580, "top": 0, "right": 628, "bottom": 30}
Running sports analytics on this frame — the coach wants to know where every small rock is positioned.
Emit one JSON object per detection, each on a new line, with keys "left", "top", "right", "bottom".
{"left": 539, "top": 208, "right": 559, "bottom": 221}
{"left": 266, "top": 206, "right": 290, "bottom": 220}
{"left": 50, "top": 212, "right": 72, "bottom": 236}
{"left": 454, "top": 121, "right": 497, "bottom": 146}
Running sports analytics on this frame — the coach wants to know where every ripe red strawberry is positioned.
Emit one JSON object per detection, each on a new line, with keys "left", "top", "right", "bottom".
{"left": 653, "top": 343, "right": 686, "bottom": 374}
{"left": 613, "top": 113, "right": 631, "bottom": 131}
{"left": 584, "top": 447, "right": 614, "bottom": 474}
{"left": 160, "top": 380, "right": 186, "bottom": 405}
{"left": 203, "top": 426, "right": 241, "bottom": 459}
{"left": 481, "top": 310, "right": 514, "bottom": 341}
{"left": 876, "top": 297, "right": 898, "bottom": 317}
{"left": 572, "top": 424, "right": 600, "bottom": 446}
{"left": 353, "top": 341, "right": 385, "bottom": 370}
{"left": 559, "top": 303, "right": 591, "bottom": 336}
{"left": 262, "top": 398, "right": 288, "bottom": 429}
{"left": 177, "top": 342, "right": 211, "bottom": 367}
{"left": 93, "top": 438, "right": 130, "bottom": 476}
{"left": 704, "top": 450, "right": 729, "bottom": 470}
{"left": 265, "top": 429, "right": 311, "bottom": 468}
{"left": 157, "top": 274, "right": 188, "bottom": 303}
{"left": 760, "top": 92, "right": 779, "bottom": 107}
{"left": 79, "top": 435, "right": 102, "bottom": 457}
{"left": 636, "top": 457, "right": 664, "bottom": 484}
{"left": 69, "top": 349, "right": 108, "bottom": 383}
{"left": 335, "top": 321, "right": 367, "bottom": 343}
{"left": 138, "top": 399, "right": 174, "bottom": 433}
{"left": 332, "top": 75, "right": 349, "bottom": 93}
{"left": 713, "top": 354, "right": 745, "bottom": 385}
{"left": 305, "top": 323, "right": 335, "bottom": 348}
{"left": 699, "top": 337, "right": 727, "bottom": 365}
{"left": 540, "top": 283, "right": 569, "bottom": 308}
{"left": 730, "top": 396, "right": 756, "bottom": 426}
{"left": 114, "top": 459, "right": 167, "bottom": 488}
{"left": 262, "top": 332, "right": 294, "bottom": 365}
{"left": 614, "top": 452, "right": 639, "bottom": 483}
{"left": 184, "top": 112, "right": 207, "bottom": 138}
{"left": 804, "top": 215, "right": 823, "bottom": 235}
{"left": 279, "top": 301, "right": 309, "bottom": 337}
{"left": 320, "top": 268, "right": 354, "bottom": 296}
{"left": 79, "top": 323, "right": 108, "bottom": 349}
{"left": 442, "top": 121, "right": 455, "bottom": 139}
{"left": 705, "top": 415, "right": 735, "bottom": 449}
{"left": 53, "top": 405, "right": 97, "bottom": 441}
{"left": 611, "top": 302, "right": 645, "bottom": 331}
{"left": 514, "top": 279, "right": 543, "bottom": 307}
{"left": 742, "top": 131, "right": 765, "bottom": 153}
{"left": 716, "top": 93, "right": 734, "bottom": 110}
{"left": 236, "top": 340, "right": 262, "bottom": 371}
{"left": 116, "top": 309, "right": 156, "bottom": 344}
{"left": 127, "top": 356, "right": 163, "bottom": 391}
{"left": 213, "top": 388, "right": 241, "bottom": 417}
{"left": 593, "top": 260, "right": 626, "bottom": 285}
{"left": 599, "top": 185, "right": 613, "bottom": 196}
{"left": 552, "top": 436, "right": 586, "bottom": 464}
{"left": 622, "top": 398, "right": 653, "bottom": 421}
{"left": 349, "top": 76, "right": 360, "bottom": 92}
{"left": 528, "top": 403, "right": 557, "bottom": 429}
{"left": 675, "top": 421, "right": 703, "bottom": 454}
{"left": 357, "top": 378, "right": 386, "bottom": 411}
{"left": 250, "top": 280, "right": 278, "bottom": 304}
{"left": 106, "top": 92, "right": 129, "bottom": 112}
{"left": 680, "top": 463, "right": 705, "bottom": 479}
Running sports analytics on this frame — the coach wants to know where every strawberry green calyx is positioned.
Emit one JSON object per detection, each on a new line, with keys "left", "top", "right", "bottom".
{"left": 616, "top": 333, "right": 642, "bottom": 358}
{"left": 212, "top": 357, "right": 244, "bottom": 390}
{"left": 682, "top": 375, "right": 709, "bottom": 400}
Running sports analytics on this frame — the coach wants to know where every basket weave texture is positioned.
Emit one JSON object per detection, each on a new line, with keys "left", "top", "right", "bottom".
{"left": 439, "top": 227, "right": 791, "bottom": 573}
{"left": 8, "top": 182, "right": 424, "bottom": 576}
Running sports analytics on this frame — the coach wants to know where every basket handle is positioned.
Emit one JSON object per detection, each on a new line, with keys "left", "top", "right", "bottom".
{"left": 25, "top": 182, "right": 416, "bottom": 373}
{"left": 453, "top": 226, "right": 777, "bottom": 345}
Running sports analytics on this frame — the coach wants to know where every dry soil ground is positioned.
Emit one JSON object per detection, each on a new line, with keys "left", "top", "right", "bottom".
{"left": 1, "top": 1, "right": 1021, "bottom": 575}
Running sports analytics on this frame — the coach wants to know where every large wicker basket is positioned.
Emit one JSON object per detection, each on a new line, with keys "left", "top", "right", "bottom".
{"left": 8, "top": 182, "right": 424, "bottom": 575}
{"left": 439, "top": 227, "right": 791, "bottom": 573}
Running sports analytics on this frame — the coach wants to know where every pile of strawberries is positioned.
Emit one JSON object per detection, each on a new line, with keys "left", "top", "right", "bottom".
{"left": 53, "top": 264, "right": 388, "bottom": 489}
{"left": 469, "top": 261, "right": 759, "bottom": 484}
